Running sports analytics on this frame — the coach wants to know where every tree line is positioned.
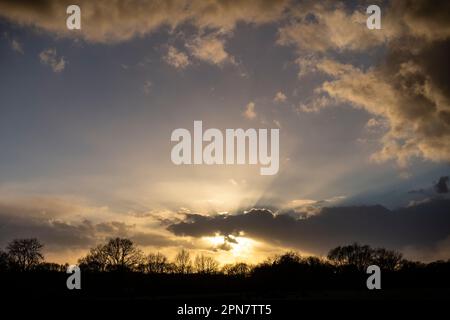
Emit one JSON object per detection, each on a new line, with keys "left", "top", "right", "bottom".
{"left": 1, "top": 237, "right": 448, "bottom": 276}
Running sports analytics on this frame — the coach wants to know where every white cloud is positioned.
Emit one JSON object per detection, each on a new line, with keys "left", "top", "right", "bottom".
{"left": 314, "top": 58, "right": 450, "bottom": 167}
{"left": 243, "top": 101, "right": 256, "bottom": 120}
{"left": 279, "top": 1, "right": 450, "bottom": 168}
{"left": 164, "top": 46, "right": 190, "bottom": 69}
{"left": 187, "top": 34, "right": 234, "bottom": 66}
{"left": 297, "top": 95, "right": 333, "bottom": 113}
{"left": 11, "top": 39, "right": 23, "bottom": 54}
{"left": 277, "top": 2, "right": 393, "bottom": 53}
{"left": 39, "top": 48, "right": 65, "bottom": 73}
{"left": 273, "top": 91, "right": 287, "bottom": 103}
{"left": 365, "top": 118, "right": 388, "bottom": 132}
{"left": 0, "top": 0, "right": 288, "bottom": 44}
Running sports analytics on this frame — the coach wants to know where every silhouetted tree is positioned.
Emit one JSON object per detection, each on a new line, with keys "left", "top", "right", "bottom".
{"left": 327, "top": 243, "right": 372, "bottom": 271}
{"left": 79, "top": 238, "right": 144, "bottom": 271}
{"left": 274, "top": 251, "right": 302, "bottom": 266}
{"left": 164, "top": 262, "right": 177, "bottom": 274}
{"left": 145, "top": 252, "right": 170, "bottom": 273}
{"left": 194, "top": 254, "right": 219, "bottom": 274}
{"left": 372, "top": 248, "right": 403, "bottom": 271}
{"left": 222, "top": 262, "right": 251, "bottom": 276}
{"left": 303, "top": 256, "right": 325, "bottom": 267}
{"left": 174, "top": 249, "right": 192, "bottom": 274}
{"left": 79, "top": 244, "right": 109, "bottom": 271}
{"left": 400, "top": 259, "right": 425, "bottom": 271}
{"left": 34, "top": 262, "right": 65, "bottom": 272}
{"left": 0, "top": 250, "right": 9, "bottom": 271}
{"left": 103, "top": 238, "right": 143, "bottom": 271}
{"left": 7, "top": 238, "right": 44, "bottom": 271}
{"left": 327, "top": 244, "right": 403, "bottom": 272}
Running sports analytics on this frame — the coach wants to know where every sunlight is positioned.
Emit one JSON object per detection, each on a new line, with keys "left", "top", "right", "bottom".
{"left": 203, "top": 234, "right": 257, "bottom": 259}
{"left": 230, "top": 236, "right": 255, "bottom": 257}
{"left": 205, "top": 234, "right": 226, "bottom": 246}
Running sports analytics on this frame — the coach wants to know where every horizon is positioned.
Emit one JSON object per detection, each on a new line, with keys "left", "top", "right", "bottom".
{"left": 1, "top": 0, "right": 450, "bottom": 267}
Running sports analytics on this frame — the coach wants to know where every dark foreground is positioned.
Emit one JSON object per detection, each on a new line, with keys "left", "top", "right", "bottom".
{"left": 1, "top": 271, "right": 449, "bottom": 319}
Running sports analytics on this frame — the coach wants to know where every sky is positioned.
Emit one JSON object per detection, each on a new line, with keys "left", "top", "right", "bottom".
{"left": 0, "top": 0, "right": 449, "bottom": 264}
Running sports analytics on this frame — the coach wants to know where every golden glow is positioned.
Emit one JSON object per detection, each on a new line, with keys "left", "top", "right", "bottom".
{"left": 230, "top": 236, "right": 255, "bottom": 257}
{"left": 203, "top": 234, "right": 257, "bottom": 260}
{"left": 206, "top": 234, "right": 227, "bottom": 246}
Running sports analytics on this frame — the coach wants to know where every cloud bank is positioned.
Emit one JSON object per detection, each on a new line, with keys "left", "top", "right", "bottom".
{"left": 279, "top": 0, "right": 450, "bottom": 167}
{"left": 0, "top": 0, "right": 288, "bottom": 43}
{"left": 168, "top": 199, "right": 450, "bottom": 260}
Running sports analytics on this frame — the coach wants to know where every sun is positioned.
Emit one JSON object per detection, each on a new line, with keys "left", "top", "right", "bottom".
{"left": 230, "top": 236, "right": 255, "bottom": 257}
{"left": 205, "top": 234, "right": 226, "bottom": 246}
{"left": 203, "top": 234, "right": 256, "bottom": 260}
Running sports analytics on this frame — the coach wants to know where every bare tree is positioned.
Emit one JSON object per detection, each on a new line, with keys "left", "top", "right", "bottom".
{"left": 164, "top": 262, "right": 177, "bottom": 274}
{"left": 78, "top": 244, "right": 109, "bottom": 271}
{"left": 174, "top": 249, "right": 192, "bottom": 274}
{"left": 373, "top": 248, "right": 403, "bottom": 271}
{"left": 0, "top": 250, "right": 9, "bottom": 271}
{"left": 7, "top": 238, "right": 44, "bottom": 271}
{"left": 79, "top": 238, "right": 144, "bottom": 271}
{"left": 222, "top": 262, "right": 251, "bottom": 276}
{"left": 103, "top": 238, "right": 143, "bottom": 270}
{"left": 146, "top": 252, "right": 169, "bottom": 273}
{"left": 194, "top": 254, "right": 219, "bottom": 274}
{"left": 328, "top": 243, "right": 399, "bottom": 272}
{"left": 327, "top": 243, "right": 373, "bottom": 271}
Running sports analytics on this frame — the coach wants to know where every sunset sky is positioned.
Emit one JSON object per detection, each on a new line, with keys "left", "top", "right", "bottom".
{"left": 0, "top": 0, "right": 449, "bottom": 264}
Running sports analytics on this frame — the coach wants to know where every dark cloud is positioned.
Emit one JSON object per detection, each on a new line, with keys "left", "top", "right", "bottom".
{"left": 435, "top": 176, "right": 449, "bottom": 194}
{"left": 0, "top": 214, "right": 98, "bottom": 249}
{"left": 0, "top": 200, "right": 178, "bottom": 252}
{"left": 408, "top": 189, "right": 426, "bottom": 194}
{"left": 168, "top": 200, "right": 450, "bottom": 257}
{"left": 406, "top": 175, "right": 449, "bottom": 197}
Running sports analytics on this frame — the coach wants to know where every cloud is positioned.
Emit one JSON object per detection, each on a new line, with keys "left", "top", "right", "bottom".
{"left": 388, "top": 0, "right": 450, "bottom": 41}
{"left": 0, "top": 214, "right": 101, "bottom": 250}
{"left": 297, "top": 95, "right": 333, "bottom": 113}
{"left": 403, "top": 235, "right": 450, "bottom": 262}
{"left": 277, "top": 1, "right": 390, "bottom": 53}
{"left": 11, "top": 39, "right": 23, "bottom": 54}
{"left": 143, "top": 80, "right": 152, "bottom": 94}
{"left": 243, "top": 101, "right": 256, "bottom": 120}
{"left": 366, "top": 118, "right": 382, "bottom": 129}
{"left": 282, "top": 196, "right": 346, "bottom": 217}
{"left": 315, "top": 45, "right": 450, "bottom": 166}
{"left": 0, "top": 198, "right": 179, "bottom": 255}
{"left": 295, "top": 55, "right": 320, "bottom": 77}
{"left": 187, "top": 34, "right": 234, "bottom": 66}
{"left": 0, "top": 0, "right": 288, "bottom": 44}
{"left": 277, "top": 1, "right": 450, "bottom": 54}
{"left": 435, "top": 176, "right": 449, "bottom": 194}
{"left": 3, "top": 32, "right": 24, "bottom": 54}
{"left": 167, "top": 199, "right": 450, "bottom": 260}
{"left": 164, "top": 46, "right": 190, "bottom": 69}
{"left": 273, "top": 91, "right": 287, "bottom": 103}
{"left": 276, "top": 1, "right": 450, "bottom": 167}
{"left": 39, "top": 48, "right": 65, "bottom": 72}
